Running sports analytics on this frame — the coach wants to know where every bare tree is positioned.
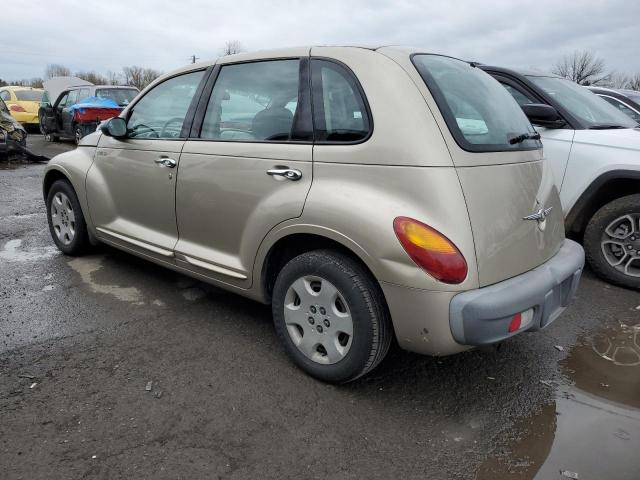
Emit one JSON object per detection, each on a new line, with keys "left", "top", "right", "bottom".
{"left": 75, "top": 71, "right": 108, "bottom": 85}
{"left": 552, "top": 50, "right": 610, "bottom": 86}
{"left": 44, "top": 63, "right": 71, "bottom": 79}
{"left": 626, "top": 73, "right": 640, "bottom": 91}
{"left": 606, "top": 72, "right": 630, "bottom": 89}
{"left": 106, "top": 71, "right": 122, "bottom": 86}
{"left": 122, "top": 66, "right": 162, "bottom": 90}
{"left": 221, "top": 40, "right": 243, "bottom": 56}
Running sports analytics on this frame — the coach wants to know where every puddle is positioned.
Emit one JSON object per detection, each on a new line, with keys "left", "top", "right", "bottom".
{"left": 68, "top": 257, "right": 144, "bottom": 305}
{"left": 0, "top": 239, "right": 58, "bottom": 262}
{"left": 478, "top": 320, "right": 640, "bottom": 479}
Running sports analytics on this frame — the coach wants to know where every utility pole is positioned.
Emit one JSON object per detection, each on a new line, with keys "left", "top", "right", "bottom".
{"left": 189, "top": 55, "right": 200, "bottom": 64}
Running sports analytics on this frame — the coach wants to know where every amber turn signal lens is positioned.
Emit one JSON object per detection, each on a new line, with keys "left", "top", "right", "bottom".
{"left": 393, "top": 216, "right": 467, "bottom": 284}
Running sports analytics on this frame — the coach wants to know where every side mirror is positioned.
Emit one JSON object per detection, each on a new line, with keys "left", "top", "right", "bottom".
{"left": 521, "top": 103, "right": 565, "bottom": 128}
{"left": 101, "top": 117, "right": 127, "bottom": 138}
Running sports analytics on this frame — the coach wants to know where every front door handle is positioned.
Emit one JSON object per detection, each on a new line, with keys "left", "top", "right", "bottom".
{"left": 155, "top": 157, "right": 177, "bottom": 168}
{"left": 266, "top": 167, "right": 302, "bottom": 181}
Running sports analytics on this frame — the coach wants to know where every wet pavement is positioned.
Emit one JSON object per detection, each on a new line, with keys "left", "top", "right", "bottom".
{"left": 1, "top": 136, "right": 639, "bottom": 479}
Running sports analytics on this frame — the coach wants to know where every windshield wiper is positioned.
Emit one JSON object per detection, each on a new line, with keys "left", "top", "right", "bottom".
{"left": 588, "top": 124, "right": 628, "bottom": 130}
{"left": 509, "top": 132, "right": 541, "bottom": 144}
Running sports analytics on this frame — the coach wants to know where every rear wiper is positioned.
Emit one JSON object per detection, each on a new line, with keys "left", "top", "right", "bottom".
{"left": 588, "top": 124, "right": 627, "bottom": 130}
{"left": 509, "top": 132, "right": 541, "bottom": 144}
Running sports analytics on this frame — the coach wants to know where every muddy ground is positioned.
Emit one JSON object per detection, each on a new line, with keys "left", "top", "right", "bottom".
{"left": 1, "top": 136, "right": 639, "bottom": 479}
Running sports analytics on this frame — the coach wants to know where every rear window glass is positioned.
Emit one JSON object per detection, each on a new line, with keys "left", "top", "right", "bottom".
{"left": 15, "top": 90, "right": 43, "bottom": 101}
{"left": 96, "top": 88, "right": 139, "bottom": 107}
{"left": 412, "top": 55, "right": 540, "bottom": 152}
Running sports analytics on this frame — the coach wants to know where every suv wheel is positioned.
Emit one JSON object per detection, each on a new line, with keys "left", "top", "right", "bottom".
{"left": 584, "top": 194, "right": 640, "bottom": 289}
{"left": 74, "top": 124, "right": 83, "bottom": 145}
{"left": 272, "top": 250, "right": 392, "bottom": 383}
{"left": 46, "top": 180, "right": 90, "bottom": 255}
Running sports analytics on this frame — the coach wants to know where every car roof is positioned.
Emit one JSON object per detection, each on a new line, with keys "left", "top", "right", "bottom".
{"left": 478, "top": 65, "right": 562, "bottom": 79}
{"left": 1, "top": 85, "right": 44, "bottom": 91}
{"left": 163, "top": 45, "right": 468, "bottom": 83}
{"left": 69, "top": 85, "right": 138, "bottom": 90}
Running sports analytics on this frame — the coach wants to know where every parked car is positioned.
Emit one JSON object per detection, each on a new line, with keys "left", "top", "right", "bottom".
{"left": 587, "top": 86, "right": 640, "bottom": 123}
{"left": 0, "top": 86, "right": 43, "bottom": 127}
{"left": 39, "top": 77, "right": 139, "bottom": 143}
{"left": 43, "top": 47, "right": 584, "bottom": 382}
{"left": 0, "top": 97, "right": 28, "bottom": 161}
{"left": 481, "top": 66, "right": 640, "bottom": 289}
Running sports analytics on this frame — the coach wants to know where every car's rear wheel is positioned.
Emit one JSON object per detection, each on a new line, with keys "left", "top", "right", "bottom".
{"left": 584, "top": 194, "right": 640, "bottom": 289}
{"left": 38, "top": 110, "right": 47, "bottom": 135}
{"left": 272, "top": 249, "right": 392, "bottom": 383}
{"left": 46, "top": 180, "right": 90, "bottom": 255}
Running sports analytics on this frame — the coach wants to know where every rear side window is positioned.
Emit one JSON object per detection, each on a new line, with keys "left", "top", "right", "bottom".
{"left": 200, "top": 59, "right": 302, "bottom": 142}
{"left": 311, "top": 59, "right": 370, "bottom": 143}
{"left": 412, "top": 55, "right": 540, "bottom": 152}
{"left": 15, "top": 90, "right": 42, "bottom": 101}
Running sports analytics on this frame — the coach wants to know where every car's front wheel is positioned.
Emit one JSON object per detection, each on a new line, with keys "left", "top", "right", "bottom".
{"left": 272, "top": 250, "right": 392, "bottom": 383}
{"left": 74, "top": 124, "right": 84, "bottom": 145}
{"left": 46, "top": 179, "right": 90, "bottom": 255}
{"left": 584, "top": 194, "right": 640, "bottom": 289}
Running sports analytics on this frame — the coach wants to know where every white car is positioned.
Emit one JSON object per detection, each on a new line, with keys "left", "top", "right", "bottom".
{"left": 481, "top": 66, "right": 640, "bottom": 289}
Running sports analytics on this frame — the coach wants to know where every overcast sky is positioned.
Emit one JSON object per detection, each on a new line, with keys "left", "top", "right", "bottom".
{"left": 2, "top": 0, "right": 639, "bottom": 81}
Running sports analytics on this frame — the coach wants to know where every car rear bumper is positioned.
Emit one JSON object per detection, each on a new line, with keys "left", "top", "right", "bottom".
{"left": 449, "top": 239, "right": 584, "bottom": 346}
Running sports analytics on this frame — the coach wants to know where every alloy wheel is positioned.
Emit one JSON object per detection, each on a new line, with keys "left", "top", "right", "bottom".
{"left": 601, "top": 213, "right": 640, "bottom": 278}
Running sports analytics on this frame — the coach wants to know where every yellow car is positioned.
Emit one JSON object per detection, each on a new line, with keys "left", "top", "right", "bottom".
{"left": 0, "top": 86, "right": 43, "bottom": 126}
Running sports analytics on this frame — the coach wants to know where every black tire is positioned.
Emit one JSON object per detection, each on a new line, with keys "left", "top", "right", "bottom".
{"left": 584, "top": 194, "right": 640, "bottom": 289}
{"left": 272, "top": 249, "right": 393, "bottom": 383}
{"left": 38, "top": 109, "right": 47, "bottom": 135}
{"left": 74, "top": 123, "right": 84, "bottom": 145}
{"left": 46, "top": 179, "right": 91, "bottom": 256}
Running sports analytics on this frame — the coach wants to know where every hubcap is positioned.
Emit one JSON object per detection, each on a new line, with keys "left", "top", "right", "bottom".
{"left": 283, "top": 275, "right": 353, "bottom": 365}
{"left": 601, "top": 213, "right": 640, "bottom": 278}
{"left": 50, "top": 192, "right": 76, "bottom": 245}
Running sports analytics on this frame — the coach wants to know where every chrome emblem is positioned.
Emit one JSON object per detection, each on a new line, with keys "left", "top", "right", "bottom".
{"left": 523, "top": 206, "right": 553, "bottom": 222}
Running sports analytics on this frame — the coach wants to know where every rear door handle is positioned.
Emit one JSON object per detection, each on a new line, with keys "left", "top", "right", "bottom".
{"left": 266, "top": 167, "right": 302, "bottom": 181}
{"left": 155, "top": 157, "right": 177, "bottom": 168}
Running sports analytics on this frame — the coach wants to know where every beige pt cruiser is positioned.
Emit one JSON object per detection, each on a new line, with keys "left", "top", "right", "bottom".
{"left": 43, "top": 46, "right": 585, "bottom": 383}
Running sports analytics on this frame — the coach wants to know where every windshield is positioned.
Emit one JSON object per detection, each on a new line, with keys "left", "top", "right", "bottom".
{"left": 528, "top": 76, "right": 637, "bottom": 128}
{"left": 412, "top": 55, "right": 540, "bottom": 152}
{"left": 96, "top": 88, "right": 139, "bottom": 107}
{"left": 15, "top": 90, "right": 43, "bottom": 101}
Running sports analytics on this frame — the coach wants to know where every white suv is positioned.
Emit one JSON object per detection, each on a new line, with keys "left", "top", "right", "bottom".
{"left": 482, "top": 66, "right": 640, "bottom": 289}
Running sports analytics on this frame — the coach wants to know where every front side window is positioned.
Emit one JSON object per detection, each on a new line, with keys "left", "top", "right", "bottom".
{"left": 66, "top": 89, "right": 80, "bottom": 107}
{"left": 201, "top": 60, "right": 301, "bottom": 141}
{"left": 413, "top": 55, "right": 540, "bottom": 152}
{"left": 600, "top": 96, "right": 640, "bottom": 123}
{"left": 57, "top": 92, "right": 69, "bottom": 108}
{"left": 311, "top": 59, "right": 370, "bottom": 142}
{"left": 527, "top": 76, "right": 637, "bottom": 129}
{"left": 127, "top": 70, "right": 205, "bottom": 139}
{"left": 501, "top": 83, "right": 537, "bottom": 106}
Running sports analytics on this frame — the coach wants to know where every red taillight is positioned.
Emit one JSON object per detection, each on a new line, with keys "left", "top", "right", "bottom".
{"left": 393, "top": 216, "right": 468, "bottom": 284}
{"left": 10, "top": 104, "right": 26, "bottom": 112}
{"left": 508, "top": 313, "right": 522, "bottom": 333}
